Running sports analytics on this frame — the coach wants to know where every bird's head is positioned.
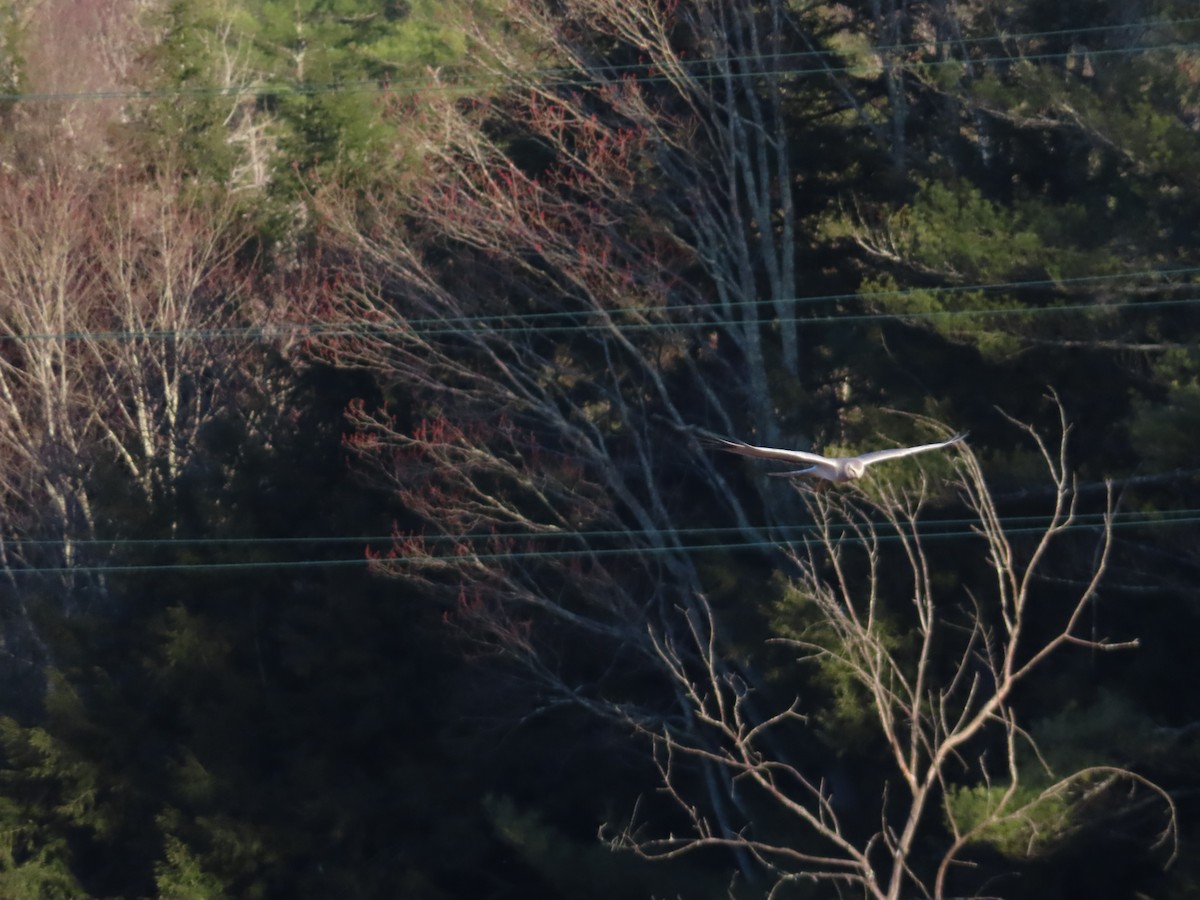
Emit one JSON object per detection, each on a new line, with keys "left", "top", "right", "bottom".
{"left": 844, "top": 460, "right": 867, "bottom": 481}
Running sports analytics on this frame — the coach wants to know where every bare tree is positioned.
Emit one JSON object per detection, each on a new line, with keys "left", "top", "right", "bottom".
{"left": 309, "top": 5, "right": 1179, "bottom": 895}
{"left": 0, "top": 170, "right": 102, "bottom": 579}
{"left": 318, "top": 0, "right": 864, "bottom": 552}
{"left": 308, "top": 2, "right": 849, "bottom": 859}
{"left": 613, "top": 402, "right": 1177, "bottom": 899}
{"left": 0, "top": 165, "right": 253, "bottom": 598}
{"left": 461, "top": 0, "right": 832, "bottom": 435}
{"left": 85, "top": 170, "right": 253, "bottom": 506}
{"left": 313, "top": 9, "right": 777, "bottom": 688}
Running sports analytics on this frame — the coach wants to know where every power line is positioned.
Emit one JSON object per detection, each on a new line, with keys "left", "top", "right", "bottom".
{"left": 580, "top": 41, "right": 1200, "bottom": 96}
{"left": 4, "top": 507, "right": 1196, "bottom": 576}
{"left": 2, "top": 21, "right": 1198, "bottom": 105}
{"left": 447, "top": 16, "right": 1200, "bottom": 88}
{"left": 5, "top": 505, "right": 1199, "bottom": 549}
{"left": 357, "top": 265, "right": 1200, "bottom": 326}
{"left": 0, "top": 296, "right": 1194, "bottom": 344}
{"left": 346, "top": 294, "right": 1200, "bottom": 340}
{"left": 2, "top": 268, "right": 1197, "bottom": 345}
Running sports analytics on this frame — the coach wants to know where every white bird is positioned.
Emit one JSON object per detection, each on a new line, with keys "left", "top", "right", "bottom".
{"left": 705, "top": 432, "right": 967, "bottom": 483}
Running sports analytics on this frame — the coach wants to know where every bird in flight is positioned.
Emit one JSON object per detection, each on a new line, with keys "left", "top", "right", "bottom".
{"left": 705, "top": 432, "right": 967, "bottom": 483}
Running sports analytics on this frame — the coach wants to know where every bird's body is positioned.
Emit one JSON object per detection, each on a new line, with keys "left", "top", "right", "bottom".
{"left": 705, "top": 433, "right": 967, "bottom": 483}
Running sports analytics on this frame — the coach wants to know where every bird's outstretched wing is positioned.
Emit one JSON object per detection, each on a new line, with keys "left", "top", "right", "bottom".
{"left": 702, "top": 437, "right": 834, "bottom": 468}
{"left": 853, "top": 432, "right": 968, "bottom": 467}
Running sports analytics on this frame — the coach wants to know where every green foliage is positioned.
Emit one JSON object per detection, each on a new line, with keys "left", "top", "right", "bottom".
{"left": 768, "top": 580, "right": 908, "bottom": 744}
{"left": 153, "top": 832, "right": 226, "bottom": 900}
{"left": 1130, "top": 348, "right": 1200, "bottom": 471}
{"left": 247, "top": 0, "right": 467, "bottom": 80}
{"left": 855, "top": 179, "right": 1124, "bottom": 359}
{"left": 0, "top": 0, "right": 26, "bottom": 99}
{"left": 123, "top": 0, "right": 246, "bottom": 182}
{"left": 946, "top": 691, "right": 1181, "bottom": 864}
{"left": 3, "top": 675, "right": 110, "bottom": 835}
{"left": 0, "top": 674, "right": 111, "bottom": 898}
{"left": 886, "top": 180, "right": 1047, "bottom": 280}
{"left": 0, "top": 848, "right": 86, "bottom": 900}
{"left": 944, "top": 780, "right": 1074, "bottom": 860}
{"left": 121, "top": 0, "right": 483, "bottom": 202}
{"left": 243, "top": 0, "right": 477, "bottom": 191}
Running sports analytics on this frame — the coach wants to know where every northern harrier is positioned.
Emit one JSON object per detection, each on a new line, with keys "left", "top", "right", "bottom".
{"left": 706, "top": 432, "right": 967, "bottom": 483}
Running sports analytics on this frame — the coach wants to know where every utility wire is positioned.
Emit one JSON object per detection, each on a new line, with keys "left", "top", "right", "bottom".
{"left": 2, "top": 21, "right": 1198, "bottom": 105}
{"left": 2, "top": 268, "right": 1198, "bottom": 345}
{"left": 5, "top": 506, "right": 1199, "bottom": 550}
{"left": 4, "top": 508, "right": 1197, "bottom": 576}
{"left": 417, "top": 16, "right": 1200, "bottom": 87}
{"left": 2, "top": 294, "right": 1197, "bottom": 343}
{"left": 547, "top": 41, "right": 1200, "bottom": 96}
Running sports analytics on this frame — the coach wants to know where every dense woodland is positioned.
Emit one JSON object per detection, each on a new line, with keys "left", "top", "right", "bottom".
{"left": 1, "top": 0, "right": 1199, "bottom": 897}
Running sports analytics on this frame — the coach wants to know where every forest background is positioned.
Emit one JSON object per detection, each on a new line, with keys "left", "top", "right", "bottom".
{"left": 0, "top": 0, "right": 1199, "bottom": 897}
